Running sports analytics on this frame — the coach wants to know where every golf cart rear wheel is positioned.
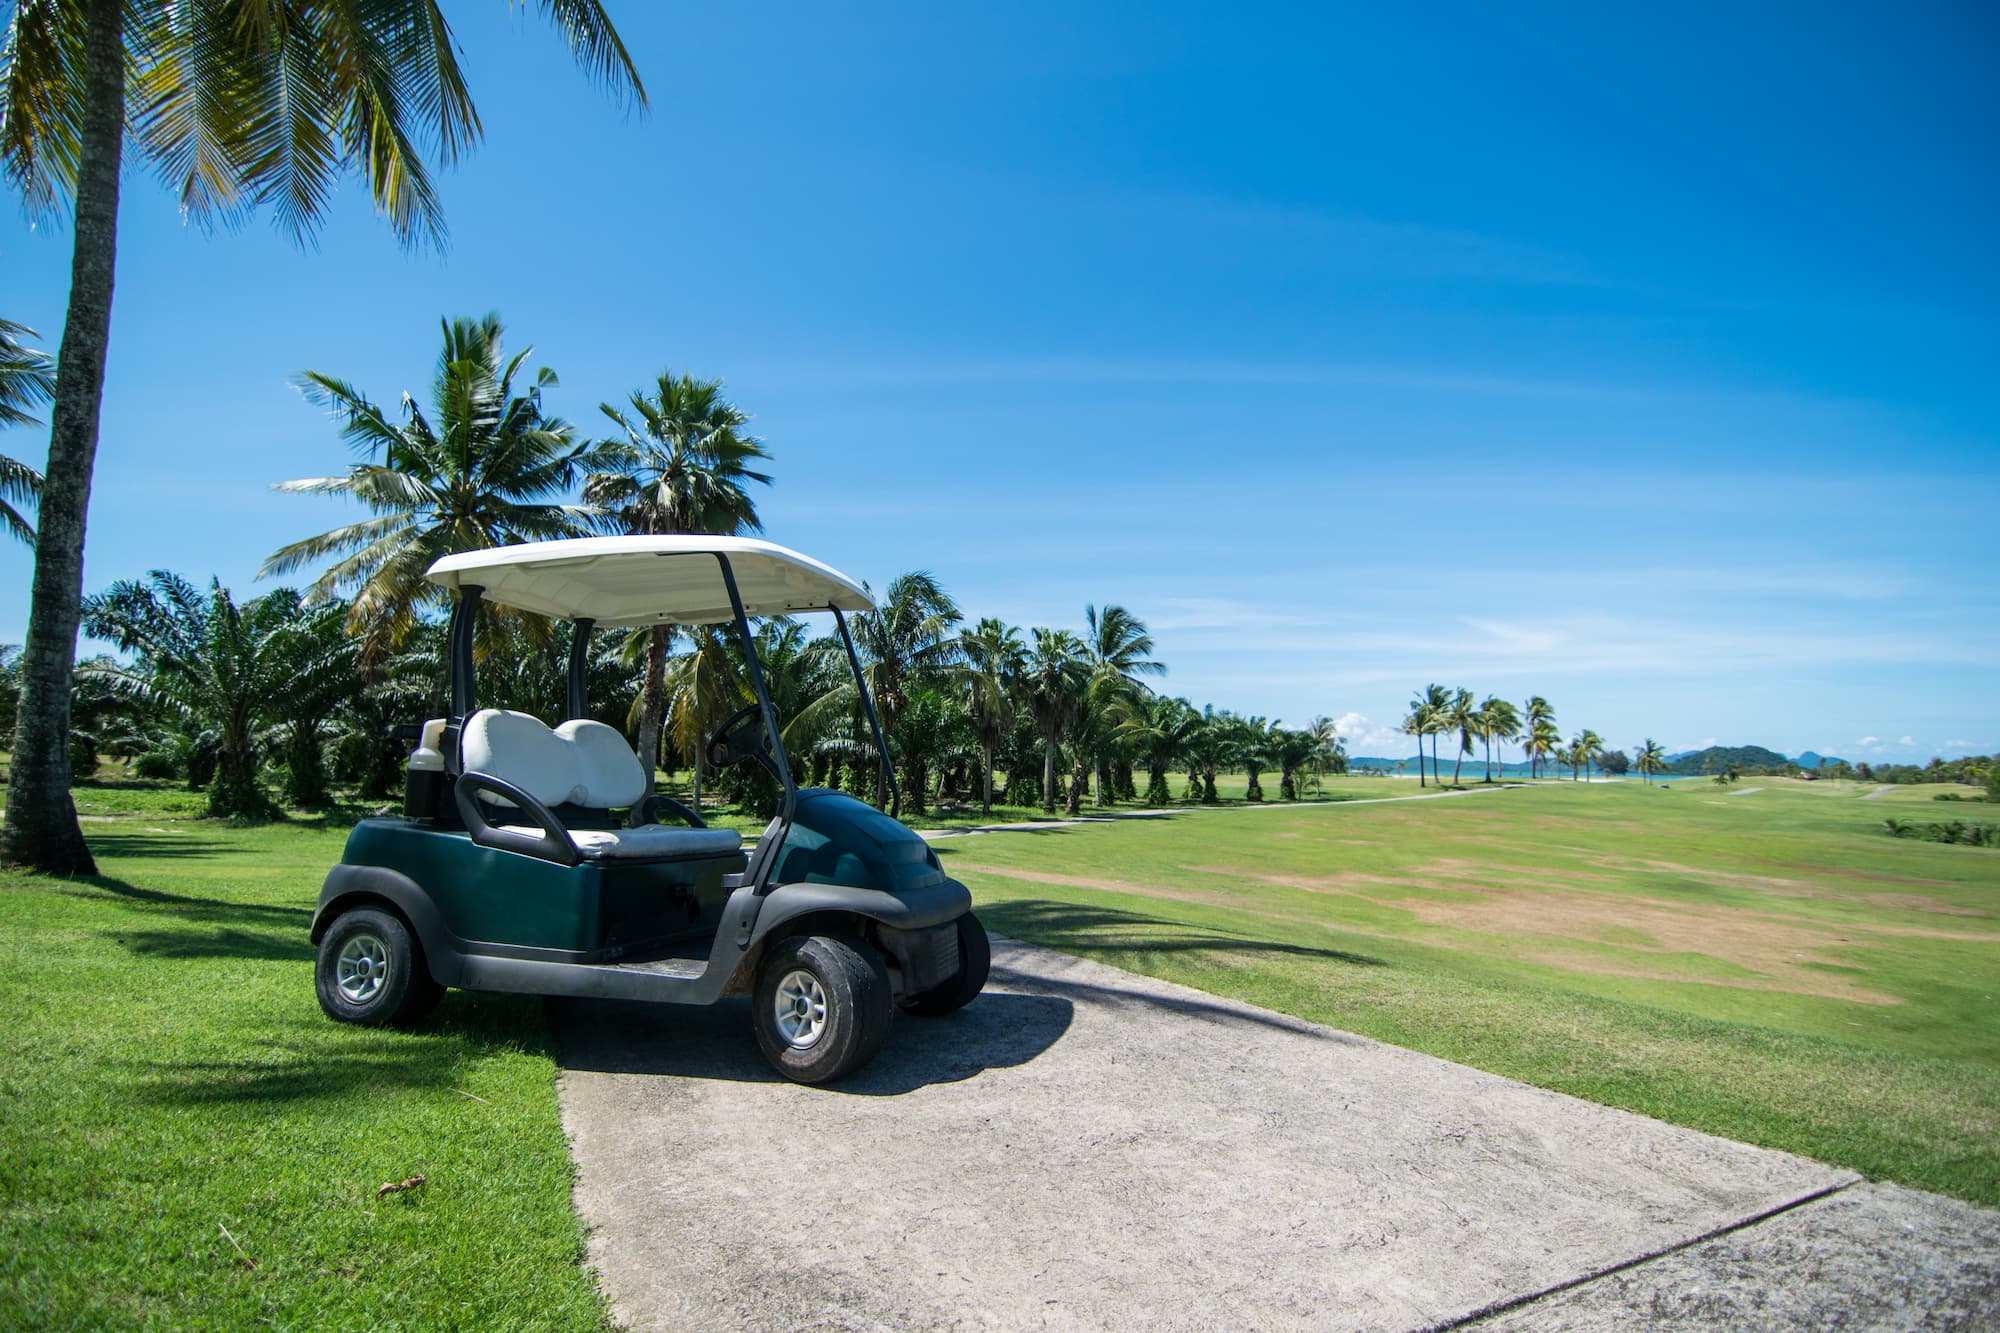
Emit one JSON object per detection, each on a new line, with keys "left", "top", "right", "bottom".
{"left": 753, "top": 935, "right": 892, "bottom": 1084}
{"left": 315, "top": 907, "right": 443, "bottom": 1028}
{"left": 900, "top": 911, "right": 991, "bottom": 1017}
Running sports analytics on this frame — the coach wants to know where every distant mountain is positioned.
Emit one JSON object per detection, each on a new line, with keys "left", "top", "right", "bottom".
{"left": 1666, "top": 744, "right": 1789, "bottom": 776}
{"left": 1794, "top": 751, "right": 1847, "bottom": 770}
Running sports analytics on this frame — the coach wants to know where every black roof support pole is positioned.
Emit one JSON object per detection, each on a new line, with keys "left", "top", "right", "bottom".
{"left": 833, "top": 607, "right": 900, "bottom": 819}
{"left": 449, "top": 585, "right": 483, "bottom": 721}
{"left": 714, "top": 554, "right": 798, "bottom": 831}
{"left": 565, "top": 618, "right": 595, "bottom": 721}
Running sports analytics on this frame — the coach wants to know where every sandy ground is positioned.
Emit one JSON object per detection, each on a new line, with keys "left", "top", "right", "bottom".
{"left": 552, "top": 938, "right": 1999, "bottom": 1331}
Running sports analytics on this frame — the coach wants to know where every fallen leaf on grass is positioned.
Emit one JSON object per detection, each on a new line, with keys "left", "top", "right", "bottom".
{"left": 376, "top": 1175, "right": 427, "bottom": 1199}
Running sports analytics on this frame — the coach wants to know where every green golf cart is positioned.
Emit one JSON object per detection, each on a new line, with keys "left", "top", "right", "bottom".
{"left": 309, "top": 536, "right": 989, "bottom": 1084}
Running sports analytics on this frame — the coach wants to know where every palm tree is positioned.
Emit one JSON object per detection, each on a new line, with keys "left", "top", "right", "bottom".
{"left": 1525, "top": 717, "right": 1561, "bottom": 780}
{"left": 1307, "top": 715, "right": 1346, "bottom": 794}
{"left": 581, "top": 371, "right": 772, "bottom": 792}
{"left": 1477, "top": 696, "right": 1519, "bottom": 783}
{"left": 661, "top": 626, "right": 739, "bottom": 810}
{"left": 1184, "top": 705, "right": 1237, "bottom": 804}
{"left": 1572, "top": 729, "right": 1605, "bottom": 781}
{"left": 79, "top": 572, "right": 349, "bottom": 819}
{"left": 1444, "top": 687, "right": 1476, "bottom": 787}
{"left": 1021, "top": 628, "right": 1088, "bottom": 815}
{"left": 1233, "top": 714, "right": 1275, "bottom": 801}
{"left": 1528, "top": 696, "right": 1560, "bottom": 780}
{"left": 1083, "top": 604, "right": 1164, "bottom": 807}
{"left": 1113, "top": 693, "right": 1201, "bottom": 806}
{"left": 1635, "top": 737, "right": 1668, "bottom": 786}
{"left": 1404, "top": 683, "right": 1450, "bottom": 787}
{"left": 1400, "top": 705, "right": 1429, "bottom": 787}
{"left": 850, "top": 572, "right": 962, "bottom": 807}
{"left": 0, "top": 316, "right": 54, "bottom": 544}
{"left": 265, "top": 597, "right": 361, "bottom": 808}
{"left": 1, "top": 0, "right": 645, "bottom": 874}
{"left": 263, "top": 315, "right": 606, "bottom": 657}
{"left": 958, "top": 618, "right": 1025, "bottom": 816}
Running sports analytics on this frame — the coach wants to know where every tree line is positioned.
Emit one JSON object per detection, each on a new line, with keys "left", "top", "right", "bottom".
{"left": 1397, "top": 686, "right": 1670, "bottom": 786}
{"left": 0, "top": 314, "right": 1347, "bottom": 826}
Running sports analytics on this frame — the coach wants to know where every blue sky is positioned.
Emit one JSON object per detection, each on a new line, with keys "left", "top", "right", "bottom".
{"left": 4, "top": 1, "right": 1995, "bottom": 762}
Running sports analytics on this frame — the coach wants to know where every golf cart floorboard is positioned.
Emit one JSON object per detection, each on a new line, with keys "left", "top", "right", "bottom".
{"left": 610, "top": 956, "right": 707, "bottom": 980}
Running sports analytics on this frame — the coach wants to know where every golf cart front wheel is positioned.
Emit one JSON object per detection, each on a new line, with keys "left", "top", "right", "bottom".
{"left": 753, "top": 935, "right": 892, "bottom": 1084}
{"left": 900, "top": 912, "right": 991, "bottom": 1017}
{"left": 315, "top": 907, "right": 443, "bottom": 1028}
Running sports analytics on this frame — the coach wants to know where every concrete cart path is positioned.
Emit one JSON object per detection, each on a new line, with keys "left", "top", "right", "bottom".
{"left": 552, "top": 939, "right": 2000, "bottom": 1332}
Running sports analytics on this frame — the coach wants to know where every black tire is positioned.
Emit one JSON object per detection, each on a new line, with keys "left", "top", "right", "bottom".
{"left": 752, "top": 934, "right": 893, "bottom": 1084}
{"left": 315, "top": 907, "right": 444, "bottom": 1028}
{"left": 900, "top": 912, "right": 991, "bottom": 1017}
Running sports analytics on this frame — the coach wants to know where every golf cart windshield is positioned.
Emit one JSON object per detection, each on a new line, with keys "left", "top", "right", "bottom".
{"left": 423, "top": 537, "right": 900, "bottom": 822}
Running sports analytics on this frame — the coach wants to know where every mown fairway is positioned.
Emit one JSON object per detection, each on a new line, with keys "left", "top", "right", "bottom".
{"left": 937, "top": 778, "right": 2000, "bottom": 1204}
{"left": 0, "top": 787, "right": 609, "bottom": 1329}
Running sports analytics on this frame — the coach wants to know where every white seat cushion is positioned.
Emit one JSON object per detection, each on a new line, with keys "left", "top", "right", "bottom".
{"left": 555, "top": 719, "right": 648, "bottom": 809}
{"left": 462, "top": 710, "right": 585, "bottom": 808}
{"left": 501, "top": 823, "right": 744, "bottom": 862}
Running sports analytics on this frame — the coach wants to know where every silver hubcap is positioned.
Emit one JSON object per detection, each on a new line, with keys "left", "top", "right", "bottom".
{"left": 773, "top": 969, "right": 829, "bottom": 1049}
{"left": 337, "top": 933, "right": 390, "bottom": 1004}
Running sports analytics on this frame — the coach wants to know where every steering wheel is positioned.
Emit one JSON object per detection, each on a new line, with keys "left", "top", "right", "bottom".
{"left": 706, "top": 703, "right": 773, "bottom": 771}
{"left": 631, "top": 793, "right": 707, "bottom": 829}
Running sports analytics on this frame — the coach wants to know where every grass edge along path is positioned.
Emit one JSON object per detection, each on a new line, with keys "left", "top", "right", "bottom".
{"left": 0, "top": 818, "right": 612, "bottom": 1330}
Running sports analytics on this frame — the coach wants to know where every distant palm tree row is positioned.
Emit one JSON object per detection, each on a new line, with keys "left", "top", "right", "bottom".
{"left": 1399, "top": 685, "right": 1671, "bottom": 786}
{"left": 28, "top": 314, "right": 1348, "bottom": 822}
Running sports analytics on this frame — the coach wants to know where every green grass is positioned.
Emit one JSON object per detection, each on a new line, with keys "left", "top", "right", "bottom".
{"left": 6, "top": 769, "right": 1996, "bottom": 1324}
{"left": 0, "top": 814, "right": 608, "bottom": 1329}
{"left": 934, "top": 776, "right": 2000, "bottom": 1205}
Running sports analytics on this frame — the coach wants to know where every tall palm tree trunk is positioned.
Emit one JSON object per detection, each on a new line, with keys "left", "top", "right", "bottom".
{"left": 1041, "top": 733, "right": 1057, "bottom": 815}
{"left": 981, "top": 738, "right": 994, "bottom": 816}
{"left": 1, "top": 0, "right": 125, "bottom": 875}
{"left": 634, "top": 625, "right": 670, "bottom": 796}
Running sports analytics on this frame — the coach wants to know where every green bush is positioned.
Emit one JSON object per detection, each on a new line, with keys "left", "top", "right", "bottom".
{"left": 131, "top": 750, "right": 181, "bottom": 780}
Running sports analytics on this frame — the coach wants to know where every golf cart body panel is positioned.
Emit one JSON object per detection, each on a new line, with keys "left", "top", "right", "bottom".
{"left": 312, "top": 536, "right": 985, "bottom": 1080}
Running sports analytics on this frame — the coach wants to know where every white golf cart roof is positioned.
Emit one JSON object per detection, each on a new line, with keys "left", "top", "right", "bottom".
{"left": 425, "top": 536, "right": 873, "bottom": 627}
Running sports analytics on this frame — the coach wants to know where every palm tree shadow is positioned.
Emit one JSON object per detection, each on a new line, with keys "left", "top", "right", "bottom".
{"left": 76, "top": 830, "right": 240, "bottom": 861}
{"left": 62, "top": 873, "right": 312, "bottom": 926}
{"left": 982, "top": 900, "right": 1387, "bottom": 969}
{"left": 550, "top": 990, "right": 1074, "bottom": 1095}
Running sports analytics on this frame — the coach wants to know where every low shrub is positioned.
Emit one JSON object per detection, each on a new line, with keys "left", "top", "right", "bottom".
{"left": 1884, "top": 817, "right": 1998, "bottom": 847}
{"left": 131, "top": 750, "right": 181, "bottom": 780}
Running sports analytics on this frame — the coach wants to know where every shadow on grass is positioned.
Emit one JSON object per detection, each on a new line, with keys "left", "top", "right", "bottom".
{"left": 983, "top": 899, "right": 1387, "bottom": 969}
{"left": 77, "top": 830, "right": 238, "bottom": 861}
{"left": 135, "top": 993, "right": 553, "bottom": 1106}
{"left": 552, "top": 990, "right": 1074, "bottom": 1096}
{"left": 64, "top": 874, "right": 313, "bottom": 925}
{"left": 110, "top": 926, "right": 314, "bottom": 963}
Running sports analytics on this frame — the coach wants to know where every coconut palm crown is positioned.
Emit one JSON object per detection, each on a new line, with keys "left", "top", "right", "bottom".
{"left": 262, "top": 314, "right": 605, "bottom": 657}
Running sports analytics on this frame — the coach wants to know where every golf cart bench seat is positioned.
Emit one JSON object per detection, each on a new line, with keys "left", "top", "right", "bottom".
{"left": 458, "top": 709, "right": 743, "bottom": 864}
